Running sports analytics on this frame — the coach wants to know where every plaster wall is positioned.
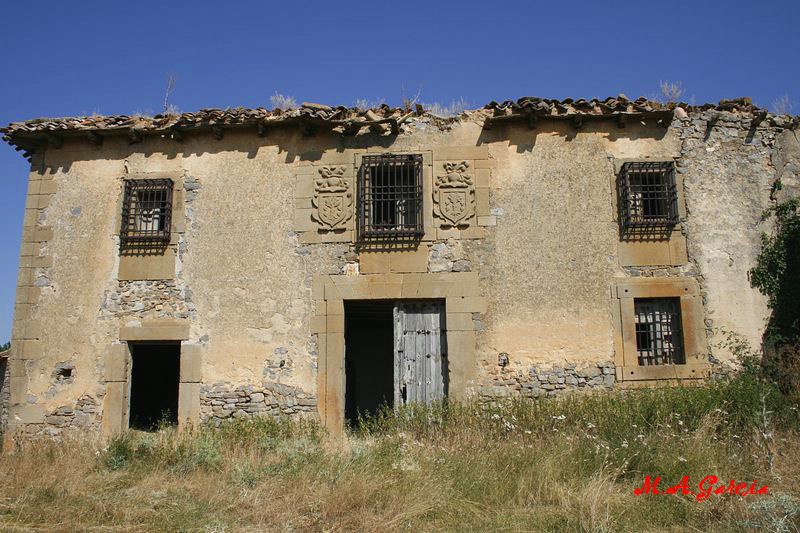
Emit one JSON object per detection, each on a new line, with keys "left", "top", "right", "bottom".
{"left": 5, "top": 110, "right": 789, "bottom": 437}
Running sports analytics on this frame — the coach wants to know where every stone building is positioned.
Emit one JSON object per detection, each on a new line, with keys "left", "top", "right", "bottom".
{"left": 1, "top": 96, "right": 798, "bottom": 444}
{"left": 0, "top": 349, "right": 8, "bottom": 435}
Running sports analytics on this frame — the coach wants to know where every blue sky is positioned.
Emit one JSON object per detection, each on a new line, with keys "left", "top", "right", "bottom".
{"left": 0, "top": 0, "right": 798, "bottom": 341}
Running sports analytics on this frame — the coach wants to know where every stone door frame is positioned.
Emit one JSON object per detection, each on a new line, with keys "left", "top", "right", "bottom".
{"left": 312, "top": 272, "right": 486, "bottom": 434}
{"left": 102, "top": 319, "right": 201, "bottom": 435}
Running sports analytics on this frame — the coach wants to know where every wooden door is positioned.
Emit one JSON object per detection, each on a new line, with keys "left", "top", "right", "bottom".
{"left": 394, "top": 301, "right": 447, "bottom": 407}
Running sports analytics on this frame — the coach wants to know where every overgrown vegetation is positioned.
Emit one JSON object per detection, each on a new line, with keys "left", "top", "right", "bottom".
{"left": 162, "top": 72, "right": 179, "bottom": 116}
{"left": 750, "top": 192, "right": 800, "bottom": 393}
{"left": 1, "top": 373, "right": 798, "bottom": 532}
{"left": 354, "top": 97, "right": 387, "bottom": 110}
{"left": 422, "top": 97, "right": 470, "bottom": 118}
{"left": 0, "top": 341, "right": 9, "bottom": 352}
{"left": 773, "top": 94, "right": 793, "bottom": 115}
{"left": 659, "top": 80, "right": 685, "bottom": 104}
{"left": 269, "top": 91, "right": 297, "bottom": 110}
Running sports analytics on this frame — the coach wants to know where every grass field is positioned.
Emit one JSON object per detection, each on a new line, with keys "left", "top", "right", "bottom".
{"left": 1, "top": 374, "right": 798, "bottom": 532}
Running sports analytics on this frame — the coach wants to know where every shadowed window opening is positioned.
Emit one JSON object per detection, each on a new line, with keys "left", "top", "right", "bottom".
{"left": 120, "top": 178, "right": 173, "bottom": 253}
{"left": 129, "top": 343, "right": 180, "bottom": 431}
{"left": 634, "top": 298, "right": 685, "bottom": 365}
{"left": 618, "top": 161, "right": 678, "bottom": 235}
{"left": 357, "top": 154, "right": 423, "bottom": 241}
{"left": 345, "top": 300, "right": 395, "bottom": 425}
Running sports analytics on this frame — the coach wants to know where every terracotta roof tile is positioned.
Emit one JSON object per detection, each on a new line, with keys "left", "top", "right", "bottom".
{"left": 1, "top": 97, "right": 789, "bottom": 161}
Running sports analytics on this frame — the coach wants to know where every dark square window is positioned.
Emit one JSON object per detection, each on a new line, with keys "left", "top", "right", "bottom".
{"left": 634, "top": 297, "right": 685, "bottom": 365}
{"left": 357, "top": 154, "right": 423, "bottom": 240}
{"left": 618, "top": 161, "right": 679, "bottom": 232}
{"left": 120, "top": 178, "right": 173, "bottom": 252}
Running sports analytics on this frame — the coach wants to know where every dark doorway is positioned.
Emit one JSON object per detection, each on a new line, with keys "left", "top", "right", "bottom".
{"left": 344, "top": 300, "right": 395, "bottom": 425}
{"left": 129, "top": 342, "right": 180, "bottom": 431}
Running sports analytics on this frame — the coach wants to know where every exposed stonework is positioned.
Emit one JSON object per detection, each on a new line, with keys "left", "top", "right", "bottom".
{"left": 0, "top": 355, "right": 9, "bottom": 435}
{"left": 23, "top": 395, "right": 100, "bottom": 437}
{"left": 673, "top": 108, "right": 800, "bottom": 357}
{"left": 479, "top": 362, "right": 617, "bottom": 399}
{"left": 200, "top": 382, "right": 316, "bottom": 426}
{"left": 428, "top": 239, "right": 471, "bottom": 272}
{"left": 100, "top": 280, "right": 194, "bottom": 320}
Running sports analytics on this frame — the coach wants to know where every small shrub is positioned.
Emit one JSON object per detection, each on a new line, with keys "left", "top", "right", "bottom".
{"left": 750, "top": 196, "right": 800, "bottom": 393}
{"left": 743, "top": 493, "right": 800, "bottom": 532}
{"left": 659, "top": 80, "right": 684, "bottom": 103}
{"left": 270, "top": 92, "right": 297, "bottom": 110}
{"left": 229, "top": 461, "right": 260, "bottom": 488}
{"left": 103, "top": 432, "right": 136, "bottom": 470}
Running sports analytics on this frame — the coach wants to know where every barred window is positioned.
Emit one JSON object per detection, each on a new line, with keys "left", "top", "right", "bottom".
{"left": 634, "top": 297, "right": 685, "bottom": 365}
{"left": 618, "top": 161, "right": 679, "bottom": 231}
{"left": 120, "top": 178, "right": 173, "bottom": 252}
{"left": 357, "top": 154, "right": 423, "bottom": 240}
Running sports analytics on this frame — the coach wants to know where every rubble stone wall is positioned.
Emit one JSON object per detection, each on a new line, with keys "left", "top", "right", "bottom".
{"left": 200, "top": 382, "right": 317, "bottom": 426}
{"left": 0, "top": 359, "right": 9, "bottom": 435}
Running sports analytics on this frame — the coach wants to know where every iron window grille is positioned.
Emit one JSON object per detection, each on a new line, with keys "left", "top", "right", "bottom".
{"left": 120, "top": 178, "right": 173, "bottom": 252}
{"left": 634, "top": 297, "right": 685, "bottom": 366}
{"left": 357, "top": 154, "right": 424, "bottom": 240}
{"left": 618, "top": 161, "right": 679, "bottom": 232}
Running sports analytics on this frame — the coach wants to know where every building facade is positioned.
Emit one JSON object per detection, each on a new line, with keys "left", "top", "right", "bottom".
{"left": 2, "top": 97, "right": 798, "bottom": 443}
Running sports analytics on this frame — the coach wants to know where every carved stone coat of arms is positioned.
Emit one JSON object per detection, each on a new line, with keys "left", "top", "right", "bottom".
{"left": 312, "top": 166, "right": 353, "bottom": 230}
{"left": 433, "top": 161, "right": 475, "bottom": 227}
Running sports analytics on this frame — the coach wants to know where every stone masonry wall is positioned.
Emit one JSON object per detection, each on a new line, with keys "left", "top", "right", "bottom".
{"left": 200, "top": 382, "right": 317, "bottom": 426}
{"left": 479, "top": 362, "right": 617, "bottom": 400}
{"left": 0, "top": 359, "right": 9, "bottom": 435}
{"left": 676, "top": 108, "right": 799, "bottom": 358}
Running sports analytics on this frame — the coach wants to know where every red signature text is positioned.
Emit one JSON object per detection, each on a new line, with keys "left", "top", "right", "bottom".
{"left": 634, "top": 475, "right": 769, "bottom": 501}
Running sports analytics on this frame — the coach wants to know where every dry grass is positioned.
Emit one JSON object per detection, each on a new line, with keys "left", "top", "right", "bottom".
{"left": 270, "top": 92, "right": 297, "bottom": 110}
{"left": 659, "top": 81, "right": 684, "bottom": 104}
{"left": 1, "top": 377, "right": 799, "bottom": 532}
{"left": 422, "top": 97, "right": 470, "bottom": 118}
{"left": 772, "top": 94, "right": 793, "bottom": 115}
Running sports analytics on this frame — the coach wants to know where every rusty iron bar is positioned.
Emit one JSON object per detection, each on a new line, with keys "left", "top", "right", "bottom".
{"left": 119, "top": 178, "right": 173, "bottom": 252}
{"left": 634, "top": 298, "right": 685, "bottom": 366}
{"left": 357, "top": 153, "right": 424, "bottom": 241}
{"left": 618, "top": 161, "right": 679, "bottom": 233}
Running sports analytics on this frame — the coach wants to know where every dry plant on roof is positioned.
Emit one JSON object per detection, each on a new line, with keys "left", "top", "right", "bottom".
{"left": 270, "top": 92, "right": 297, "bottom": 110}
{"left": 659, "top": 80, "right": 684, "bottom": 104}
